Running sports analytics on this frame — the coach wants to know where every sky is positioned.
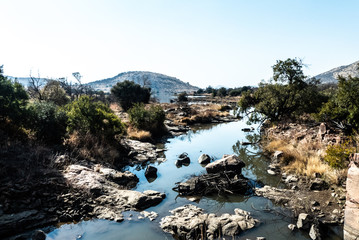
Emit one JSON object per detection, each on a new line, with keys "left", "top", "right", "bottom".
{"left": 1, "top": 0, "right": 359, "bottom": 88}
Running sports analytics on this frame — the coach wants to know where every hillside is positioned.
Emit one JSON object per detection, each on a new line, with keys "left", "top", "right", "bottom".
{"left": 314, "top": 60, "right": 359, "bottom": 83}
{"left": 87, "top": 71, "right": 199, "bottom": 101}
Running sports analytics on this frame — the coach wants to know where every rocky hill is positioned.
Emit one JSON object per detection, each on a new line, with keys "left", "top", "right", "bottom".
{"left": 314, "top": 60, "right": 359, "bottom": 83}
{"left": 87, "top": 71, "right": 199, "bottom": 101}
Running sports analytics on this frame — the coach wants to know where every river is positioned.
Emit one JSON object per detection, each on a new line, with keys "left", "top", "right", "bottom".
{"left": 46, "top": 120, "right": 342, "bottom": 239}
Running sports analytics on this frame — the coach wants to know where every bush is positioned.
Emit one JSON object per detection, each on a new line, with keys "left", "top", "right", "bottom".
{"left": 177, "top": 92, "right": 188, "bottom": 102}
{"left": 28, "top": 102, "right": 68, "bottom": 144}
{"left": 42, "top": 80, "right": 70, "bottom": 106}
{"left": 111, "top": 80, "right": 151, "bottom": 111}
{"left": 128, "top": 103, "right": 165, "bottom": 136}
{"left": 0, "top": 66, "right": 29, "bottom": 124}
{"left": 323, "top": 141, "right": 355, "bottom": 169}
{"left": 66, "top": 96, "right": 125, "bottom": 138}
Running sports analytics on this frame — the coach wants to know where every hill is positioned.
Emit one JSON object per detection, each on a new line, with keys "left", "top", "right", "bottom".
{"left": 314, "top": 60, "right": 359, "bottom": 83}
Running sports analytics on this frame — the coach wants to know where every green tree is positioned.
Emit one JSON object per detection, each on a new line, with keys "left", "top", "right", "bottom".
{"left": 128, "top": 103, "right": 166, "bottom": 136}
{"left": 42, "top": 80, "right": 70, "bottom": 106}
{"left": 238, "top": 58, "right": 325, "bottom": 123}
{"left": 217, "top": 87, "right": 227, "bottom": 97}
{"left": 28, "top": 101, "right": 68, "bottom": 144}
{"left": 66, "top": 96, "right": 125, "bottom": 138}
{"left": 0, "top": 66, "right": 29, "bottom": 124}
{"left": 317, "top": 75, "right": 359, "bottom": 131}
{"left": 177, "top": 92, "right": 188, "bottom": 102}
{"left": 111, "top": 80, "right": 151, "bottom": 111}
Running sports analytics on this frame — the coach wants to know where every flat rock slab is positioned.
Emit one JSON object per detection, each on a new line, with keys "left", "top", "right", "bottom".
{"left": 160, "top": 204, "right": 259, "bottom": 240}
{"left": 205, "top": 155, "right": 245, "bottom": 174}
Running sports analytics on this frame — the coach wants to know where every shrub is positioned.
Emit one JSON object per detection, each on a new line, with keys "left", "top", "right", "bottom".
{"left": 111, "top": 80, "right": 151, "bottom": 111}
{"left": 42, "top": 80, "right": 70, "bottom": 106}
{"left": 66, "top": 96, "right": 125, "bottom": 138}
{"left": 0, "top": 66, "right": 29, "bottom": 124}
{"left": 28, "top": 101, "right": 68, "bottom": 144}
{"left": 323, "top": 141, "right": 355, "bottom": 169}
{"left": 177, "top": 92, "right": 188, "bottom": 102}
{"left": 128, "top": 103, "right": 165, "bottom": 136}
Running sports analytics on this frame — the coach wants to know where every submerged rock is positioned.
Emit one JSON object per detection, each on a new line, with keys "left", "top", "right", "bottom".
{"left": 176, "top": 152, "right": 191, "bottom": 167}
{"left": 160, "top": 204, "right": 259, "bottom": 240}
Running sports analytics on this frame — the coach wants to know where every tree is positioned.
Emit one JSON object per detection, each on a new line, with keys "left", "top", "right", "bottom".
{"left": 111, "top": 80, "right": 151, "bottom": 111}
{"left": 177, "top": 92, "right": 188, "bottom": 102}
{"left": 42, "top": 80, "right": 70, "bottom": 106}
{"left": 317, "top": 75, "right": 359, "bottom": 132}
{"left": 0, "top": 66, "right": 29, "bottom": 124}
{"left": 66, "top": 96, "right": 125, "bottom": 138}
{"left": 217, "top": 87, "right": 227, "bottom": 97}
{"left": 238, "top": 58, "right": 325, "bottom": 123}
{"left": 128, "top": 103, "right": 166, "bottom": 136}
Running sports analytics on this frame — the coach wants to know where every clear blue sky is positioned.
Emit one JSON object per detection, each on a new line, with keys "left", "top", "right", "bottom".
{"left": 1, "top": 0, "right": 359, "bottom": 88}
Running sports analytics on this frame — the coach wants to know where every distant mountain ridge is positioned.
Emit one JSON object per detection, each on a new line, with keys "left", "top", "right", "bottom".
{"left": 314, "top": 60, "right": 359, "bottom": 83}
{"left": 87, "top": 71, "right": 199, "bottom": 100}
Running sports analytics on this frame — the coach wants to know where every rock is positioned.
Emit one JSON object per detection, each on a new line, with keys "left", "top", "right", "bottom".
{"left": 309, "top": 224, "right": 321, "bottom": 240}
{"left": 52, "top": 154, "right": 70, "bottom": 168}
{"left": 175, "top": 172, "right": 250, "bottom": 196}
{"left": 145, "top": 166, "right": 158, "bottom": 179}
{"left": 0, "top": 210, "right": 47, "bottom": 238}
{"left": 32, "top": 230, "right": 46, "bottom": 240}
{"left": 310, "top": 178, "right": 329, "bottom": 191}
{"left": 267, "top": 169, "right": 277, "bottom": 175}
{"left": 160, "top": 204, "right": 259, "bottom": 240}
{"left": 140, "top": 211, "right": 158, "bottom": 221}
{"left": 205, "top": 155, "right": 245, "bottom": 174}
{"left": 317, "top": 123, "right": 326, "bottom": 140}
{"left": 273, "top": 151, "right": 283, "bottom": 161}
{"left": 99, "top": 167, "right": 139, "bottom": 187}
{"left": 288, "top": 224, "right": 296, "bottom": 231}
{"left": 311, "top": 201, "right": 320, "bottom": 206}
{"left": 344, "top": 158, "right": 359, "bottom": 240}
{"left": 241, "top": 128, "right": 252, "bottom": 132}
{"left": 284, "top": 175, "right": 298, "bottom": 183}
{"left": 255, "top": 185, "right": 294, "bottom": 205}
{"left": 198, "top": 154, "right": 211, "bottom": 165}
{"left": 176, "top": 152, "right": 190, "bottom": 167}
{"left": 256, "top": 238, "right": 266, "bottom": 240}
{"left": 296, "top": 213, "right": 310, "bottom": 229}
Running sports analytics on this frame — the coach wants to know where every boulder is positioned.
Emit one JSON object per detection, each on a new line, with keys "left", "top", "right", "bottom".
{"left": 205, "top": 155, "right": 245, "bottom": 174}
{"left": 160, "top": 205, "right": 259, "bottom": 240}
{"left": 145, "top": 166, "right": 158, "bottom": 179}
{"left": 310, "top": 178, "right": 328, "bottom": 191}
{"left": 32, "top": 230, "right": 46, "bottom": 240}
{"left": 198, "top": 154, "right": 211, "bottom": 165}
{"left": 255, "top": 185, "right": 294, "bottom": 205}
{"left": 176, "top": 152, "right": 190, "bottom": 167}
{"left": 344, "top": 159, "right": 359, "bottom": 240}
{"left": 99, "top": 167, "right": 139, "bottom": 187}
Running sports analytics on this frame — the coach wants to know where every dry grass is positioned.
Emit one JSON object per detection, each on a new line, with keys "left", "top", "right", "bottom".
{"left": 264, "top": 138, "right": 342, "bottom": 184}
{"left": 65, "top": 131, "right": 121, "bottom": 165}
{"left": 127, "top": 127, "right": 152, "bottom": 141}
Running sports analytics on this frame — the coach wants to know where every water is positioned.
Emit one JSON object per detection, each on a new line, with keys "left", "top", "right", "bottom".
{"left": 47, "top": 120, "right": 342, "bottom": 240}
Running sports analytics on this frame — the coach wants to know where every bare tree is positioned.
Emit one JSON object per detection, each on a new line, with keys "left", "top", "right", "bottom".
{"left": 28, "top": 71, "right": 45, "bottom": 100}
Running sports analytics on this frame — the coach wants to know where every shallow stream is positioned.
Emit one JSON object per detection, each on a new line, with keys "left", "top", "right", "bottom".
{"left": 47, "top": 120, "right": 341, "bottom": 240}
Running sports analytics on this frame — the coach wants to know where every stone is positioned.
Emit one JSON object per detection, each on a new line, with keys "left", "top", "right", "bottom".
{"left": 317, "top": 123, "right": 326, "bottom": 140}
{"left": 205, "top": 155, "right": 245, "bottom": 174}
{"left": 140, "top": 211, "right": 158, "bottom": 221}
{"left": 309, "top": 224, "right": 321, "bottom": 240}
{"left": 310, "top": 178, "right": 329, "bottom": 191}
{"left": 145, "top": 166, "right": 158, "bottom": 179}
{"left": 267, "top": 169, "right": 277, "bottom": 175}
{"left": 32, "top": 230, "right": 46, "bottom": 240}
{"left": 273, "top": 151, "right": 284, "bottom": 161}
{"left": 176, "top": 152, "right": 190, "bottom": 166}
{"left": 198, "top": 154, "right": 211, "bottom": 165}
{"left": 99, "top": 167, "right": 139, "bottom": 187}
{"left": 296, "top": 213, "right": 310, "bottom": 229}
{"left": 160, "top": 204, "right": 258, "bottom": 240}
{"left": 288, "top": 224, "right": 296, "bottom": 231}
{"left": 255, "top": 185, "right": 294, "bottom": 205}
{"left": 285, "top": 175, "right": 298, "bottom": 183}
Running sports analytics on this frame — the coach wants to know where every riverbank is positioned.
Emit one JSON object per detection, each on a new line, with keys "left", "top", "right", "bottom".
{"left": 258, "top": 121, "right": 348, "bottom": 239}
{"left": 0, "top": 102, "right": 239, "bottom": 239}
